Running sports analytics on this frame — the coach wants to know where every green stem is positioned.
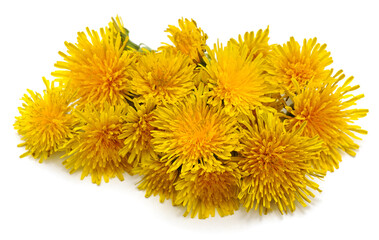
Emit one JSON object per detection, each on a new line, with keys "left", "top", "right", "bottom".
{"left": 127, "top": 39, "right": 140, "bottom": 51}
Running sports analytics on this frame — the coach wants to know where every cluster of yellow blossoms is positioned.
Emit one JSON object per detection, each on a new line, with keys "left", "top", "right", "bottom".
{"left": 15, "top": 16, "right": 368, "bottom": 219}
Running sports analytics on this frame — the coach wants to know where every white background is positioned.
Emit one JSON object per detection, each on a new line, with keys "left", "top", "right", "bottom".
{"left": 1, "top": 0, "right": 378, "bottom": 239}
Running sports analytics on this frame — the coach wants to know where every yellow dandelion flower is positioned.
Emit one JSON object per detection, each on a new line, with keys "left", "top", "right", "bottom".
{"left": 229, "top": 26, "right": 271, "bottom": 60}
{"left": 151, "top": 84, "right": 240, "bottom": 173}
{"left": 238, "top": 109, "right": 324, "bottom": 215}
{"left": 286, "top": 70, "right": 368, "bottom": 172}
{"left": 204, "top": 43, "right": 276, "bottom": 114}
{"left": 267, "top": 37, "right": 333, "bottom": 93}
{"left": 136, "top": 160, "right": 179, "bottom": 203}
{"left": 130, "top": 50, "right": 196, "bottom": 104}
{"left": 175, "top": 164, "right": 241, "bottom": 219}
{"left": 162, "top": 18, "right": 208, "bottom": 64}
{"left": 14, "top": 78, "right": 77, "bottom": 162}
{"left": 63, "top": 102, "right": 131, "bottom": 185}
{"left": 52, "top": 26, "right": 135, "bottom": 109}
{"left": 119, "top": 99, "right": 157, "bottom": 167}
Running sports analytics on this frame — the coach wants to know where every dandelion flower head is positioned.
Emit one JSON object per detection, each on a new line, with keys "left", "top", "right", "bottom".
{"left": 151, "top": 84, "right": 240, "bottom": 173}
{"left": 14, "top": 78, "right": 77, "bottom": 162}
{"left": 119, "top": 99, "right": 157, "bottom": 167}
{"left": 204, "top": 42, "right": 276, "bottom": 114}
{"left": 130, "top": 50, "right": 196, "bottom": 105}
{"left": 286, "top": 70, "right": 368, "bottom": 172}
{"left": 162, "top": 18, "right": 208, "bottom": 64}
{"left": 175, "top": 164, "right": 240, "bottom": 219}
{"left": 238, "top": 109, "right": 324, "bottom": 215}
{"left": 267, "top": 37, "right": 333, "bottom": 93}
{"left": 53, "top": 25, "right": 135, "bottom": 109}
{"left": 63, "top": 102, "right": 131, "bottom": 185}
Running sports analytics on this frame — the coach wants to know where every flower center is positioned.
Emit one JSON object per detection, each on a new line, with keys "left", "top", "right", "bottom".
{"left": 285, "top": 62, "right": 315, "bottom": 85}
{"left": 254, "top": 135, "right": 285, "bottom": 165}
{"left": 137, "top": 113, "right": 154, "bottom": 146}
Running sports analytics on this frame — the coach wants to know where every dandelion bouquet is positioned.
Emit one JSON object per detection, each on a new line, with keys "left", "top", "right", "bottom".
{"left": 14, "top": 16, "right": 368, "bottom": 219}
